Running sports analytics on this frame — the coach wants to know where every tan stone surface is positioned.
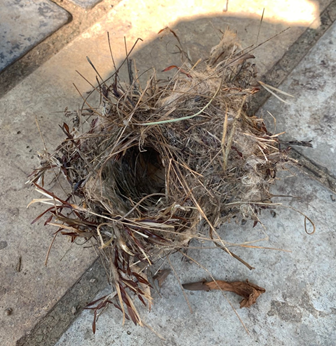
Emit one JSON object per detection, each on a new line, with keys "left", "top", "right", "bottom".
{"left": 0, "top": 0, "right": 327, "bottom": 344}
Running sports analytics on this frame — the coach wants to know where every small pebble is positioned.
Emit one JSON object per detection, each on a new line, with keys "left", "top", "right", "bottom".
{"left": 71, "top": 306, "right": 76, "bottom": 314}
{"left": 330, "top": 195, "right": 335, "bottom": 202}
{"left": 5, "top": 308, "right": 13, "bottom": 316}
{"left": 89, "top": 278, "right": 96, "bottom": 283}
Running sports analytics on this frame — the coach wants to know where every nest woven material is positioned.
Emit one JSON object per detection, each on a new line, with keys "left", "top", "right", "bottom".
{"left": 29, "top": 30, "right": 289, "bottom": 326}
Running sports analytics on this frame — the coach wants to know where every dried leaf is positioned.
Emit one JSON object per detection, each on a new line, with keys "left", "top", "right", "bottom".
{"left": 92, "top": 310, "right": 97, "bottom": 334}
{"left": 132, "top": 272, "right": 151, "bottom": 286}
{"left": 162, "top": 65, "right": 192, "bottom": 78}
{"left": 183, "top": 279, "right": 265, "bottom": 308}
{"left": 85, "top": 295, "right": 109, "bottom": 308}
{"left": 153, "top": 269, "right": 171, "bottom": 287}
{"left": 126, "top": 304, "right": 139, "bottom": 325}
{"left": 226, "top": 53, "right": 255, "bottom": 67}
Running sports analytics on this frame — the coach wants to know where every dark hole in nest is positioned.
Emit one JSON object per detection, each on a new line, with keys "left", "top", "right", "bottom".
{"left": 106, "top": 146, "right": 165, "bottom": 206}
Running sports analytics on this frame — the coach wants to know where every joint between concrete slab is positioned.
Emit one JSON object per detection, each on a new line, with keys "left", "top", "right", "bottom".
{"left": 16, "top": 258, "right": 107, "bottom": 346}
{"left": 0, "top": 0, "right": 121, "bottom": 99}
{"left": 248, "top": 1, "right": 336, "bottom": 196}
{"left": 250, "top": 0, "right": 336, "bottom": 115}
{"left": 290, "top": 149, "right": 336, "bottom": 194}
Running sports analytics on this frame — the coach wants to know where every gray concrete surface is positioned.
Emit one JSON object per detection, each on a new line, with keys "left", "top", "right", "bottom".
{"left": 0, "top": 0, "right": 334, "bottom": 345}
{"left": 0, "top": 0, "right": 69, "bottom": 72}
{"left": 56, "top": 169, "right": 336, "bottom": 346}
{"left": 68, "top": 0, "right": 102, "bottom": 9}
{"left": 260, "top": 21, "right": 336, "bottom": 177}
{"left": 0, "top": 0, "right": 122, "bottom": 98}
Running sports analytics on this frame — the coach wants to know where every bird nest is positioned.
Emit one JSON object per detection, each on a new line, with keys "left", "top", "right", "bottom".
{"left": 28, "top": 30, "right": 293, "bottom": 328}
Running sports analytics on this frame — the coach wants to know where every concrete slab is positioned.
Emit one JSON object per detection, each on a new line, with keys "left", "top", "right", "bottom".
{"left": 68, "top": 0, "right": 102, "bottom": 9}
{"left": 55, "top": 169, "right": 336, "bottom": 346}
{"left": 0, "top": 1, "right": 330, "bottom": 345}
{"left": 0, "top": 0, "right": 123, "bottom": 98}
{"left": 260, "top": 20, "right": 336, "bottom": 177}
{"left": 0, "top": 0, "right": 70, "bottom": 72}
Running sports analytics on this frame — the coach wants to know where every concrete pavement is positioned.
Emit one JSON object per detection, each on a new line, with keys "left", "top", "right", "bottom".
{"left": 0, "top": 0, "right": 69, "bottom": 72}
